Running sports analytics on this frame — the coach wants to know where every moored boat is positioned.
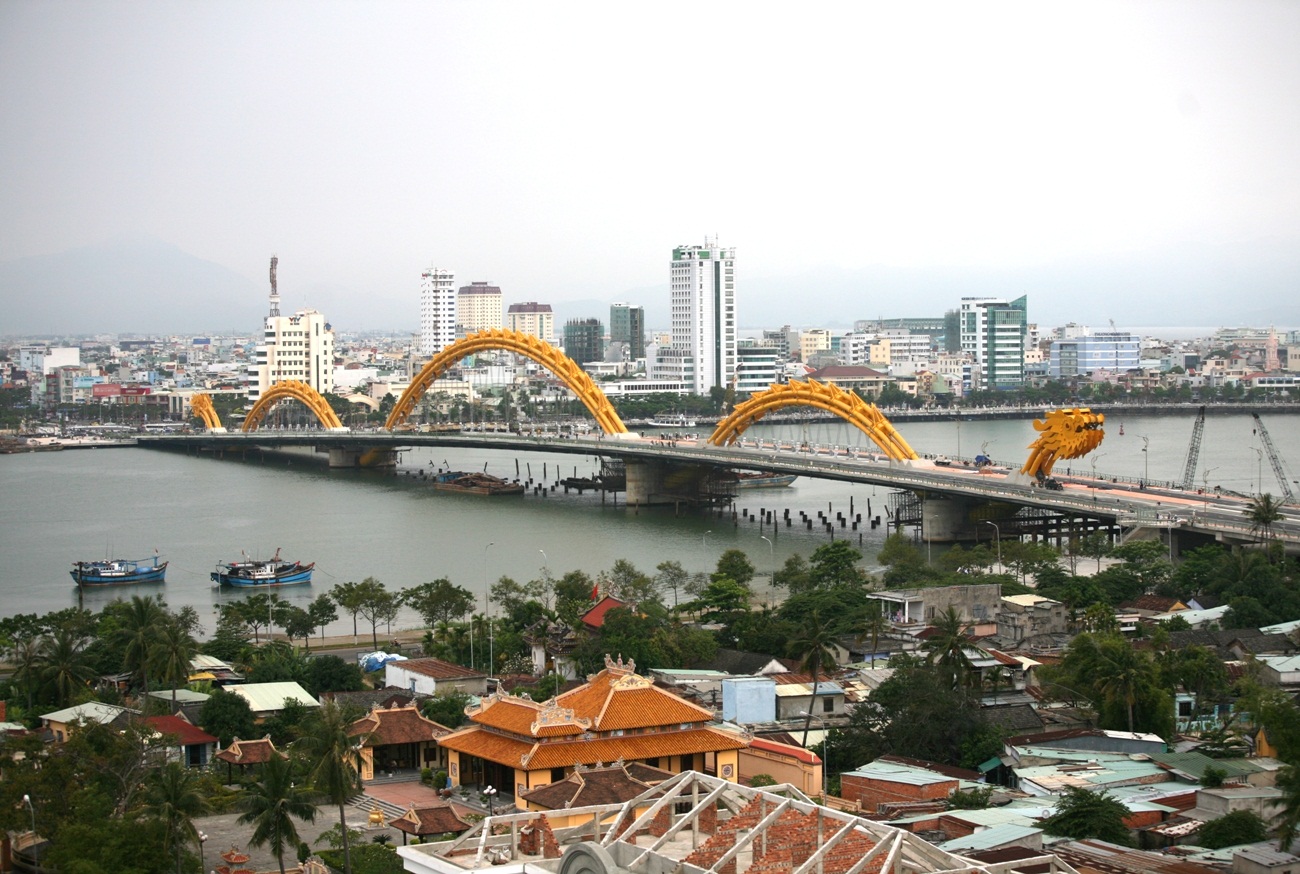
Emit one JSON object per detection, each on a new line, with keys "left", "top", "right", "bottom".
{"left": 733, "top": 471, "right": 797, "bottom": 489}
{"left": 71, "top": 554, "right": 167, "bottom": 586}
{"left": 211, "top": 548, "right": 314, "bottom": 587}
{"left": 432, "top": 471, "right": 525, "bottom": 496}
{"left": 646, "top": 413, "right": 699, "bottom": 428}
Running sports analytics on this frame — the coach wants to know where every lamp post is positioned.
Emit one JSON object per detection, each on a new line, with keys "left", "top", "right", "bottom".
{"left": 22, "top": 793, "right": 35, "bottom": 837}
{"left": 199, "top": 831, "right": 208, "bottom": 873}
{"left": 484, "top": 784, "right": 498, "bottom": 817}
{"left": 983, "top": 521, "right": 1001, "bottom": 574}
{"left": 1139, "top": 436, "right": 1149, "bottom": 486}
{"left": 538, "top": 548, "right": 548, "bottom": 579}
{"left": 800, "top": 711, "right": 829, "bottom": 798}
{"left": 484, "top": 542, "right": 495, "bottom": 677}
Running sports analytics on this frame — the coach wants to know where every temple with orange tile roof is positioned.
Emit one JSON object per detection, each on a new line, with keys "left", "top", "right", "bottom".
{"left": 437, "top": 655, "right": 749, "bottom": 803}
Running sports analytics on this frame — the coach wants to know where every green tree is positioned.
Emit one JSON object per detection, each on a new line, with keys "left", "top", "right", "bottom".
{"left": 608, "top": 559, "right": 659, "bottom": 603}
{"left": 789, "top": 611, "right": 837, "bottom": 748}
{"left": 655, "top": 560, "right": 690, "bottom": 607}
{"left": 308, "top": 594, "right": 339, "bottom": 646}
{"left": 421, "top": 691, "right": 472, "bottom": 729}
{"left": 300, "top": 700, "right": 363, "bottom": 874}
{"left": 923, "top": 607, "right": 974, "bottom": 688}
{"left": 7, "top": 636, "right": 42, "bottom": 712}
{"left": 281, "top": 605, "right": 317, "bottom": 649}
{"left": 1196, "top": 810, "right": 1267, "bottom": 849}
{"left": 1246, "top": 493, "right": 1285, "bottom": 547}
{"left": 403, "top": 579, "right": 475, "bottom": 627}
{"left": 683, "top": 577, "right": 752, "bottom": 623}
{"left": 808, "top": 541, "right": 866, "bottom": 589}
{"left": 150, "top": 615, "right": 198, "bottom": 714}
{"left": 714, "top": 550, "right": 757, "bottom": 589}
{"left": 115, "top": 594, "right": 167, "bottom": 707}
{"left": 1078, "top": 532, "right": 1112, "bottom": 572}
{"left": 39, "top": 626, "right": 97, "bottom": 708}
{"left": 199, "top": 688, "right": 258, "bottom": 746}
{"left": 331, "top": 581, "right": 368, "bottom": 644}
{"left": 238, "top": 754, "right": 318, "bottom": 874}
{"left": 355, "top": 577, "right": 397, "bottom": 649}
{"left": 772, "top": 554, "right": 811, "bottom": 593}
{"left": 1041, "top": 786, "right": 1132, "bottom": 845}
{"left": 853, "top": 601, "right": 890, "bottom": 665}
{"left": 554, "top": 571, "right": 596, "bottom": 626}
{"left": 142, "top": 761, "right": 211, "bottom": 874}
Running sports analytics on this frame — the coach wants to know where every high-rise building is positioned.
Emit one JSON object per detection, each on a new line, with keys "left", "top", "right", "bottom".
{"left": 420, "top": 267, "right": 456, "bottom": 354}
{"left": 506, "top": 302, "right": 555, "bottom": 343}
{"left": 959, "top": 296, "right": 1027, "bottom": 391}
{"left": 563, "top": 318, "right": 605, "bottom": 365}
{"left": 666, "top": 239, "right": 736, "bottom": 395}
{"left": 1049, "top": 332, "right": 1141, "bottom": 378}
{"left": 246, "top": 258, "right": 335, "bottom": 404}
{"left": 609, "top": 303, "right": 646, "bottom": 360}
{"left": 457, "top": 282, "right": 504, "bottom": 333}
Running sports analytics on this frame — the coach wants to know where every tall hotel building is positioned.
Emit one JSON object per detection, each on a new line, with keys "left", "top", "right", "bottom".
{"left": 507, "top": 302, "right": 555, "bottom": 343}
{"left": 420, "top": 267, "right": 456, "bottom": 355}
{"left": 246, "top": 257, "right": 335, "bottom": 403}
{"left": 959, "top": 296, "right": 1028, "bottom": 391}
{"left": 661, "top": 239, "right": 736, "bottom": 395}
{"left": 457, "top": 282, "right": 504, "bottom": 333}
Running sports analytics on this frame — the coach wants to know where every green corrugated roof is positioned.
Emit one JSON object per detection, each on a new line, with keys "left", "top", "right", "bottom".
{"left": 1149, "top": 752, "right": 1262, "bottom": 780}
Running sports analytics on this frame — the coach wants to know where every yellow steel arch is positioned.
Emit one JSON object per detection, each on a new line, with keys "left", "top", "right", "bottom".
{"left": 242, "top": 380, "right": 344, "bottom": 432}
{"left": 708, "top": 380, "right": 920, "bottom": 461}
{"left": 190, "top": 393, "right": 223, "bottom": 430}
{"left": 387, "top": 328, "right": 628, "bottom": 434}
{"left": 1020, "top": 407, "right": 1106, "bottom": 478}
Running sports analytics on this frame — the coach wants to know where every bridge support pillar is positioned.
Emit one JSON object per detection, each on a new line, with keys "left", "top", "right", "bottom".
{"left": 920, "top": 495, "right": 983, "bottom": 543}
{"left": 325, "top": 447, "right": 397, "bottom": 468}
{"left": 625, "top": 459, "right": 668, "bottom": 506}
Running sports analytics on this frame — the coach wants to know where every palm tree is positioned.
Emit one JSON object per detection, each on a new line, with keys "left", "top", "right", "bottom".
{"left": 238, "top": 754, "right": 317, "bottom": 874}
{"left": 151, "top": 615, "right": 198, "bottom": 714}
{"left": 789, "top": 611, "right": 838, "bottom": 749}
{"left": 853, "top": 602, "right": 890, "bottom": 666}
{"left": 1246, "top": 493, "right": 1285, "bottom": 546}
{"left": 143, "top": 761, "right": 211, "bottom": 874}
{"left": 38, "top": 627, "right": 97, "bottom": 707}
{"left": 7, "top": 637, "right": 42, "bottom": 713}
{"left": 114, "top": 595, "right": 167, "bottom": 712}
{"left": 298, "top": 699, "right": 363, "bottom": 874}
{"left": 923, "top": 606, "right": 974, "bottom": 689}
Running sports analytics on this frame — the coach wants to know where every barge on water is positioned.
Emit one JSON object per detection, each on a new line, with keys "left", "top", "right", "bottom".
{"left": 432, "top": 471, "right": 525, "bottom": 496}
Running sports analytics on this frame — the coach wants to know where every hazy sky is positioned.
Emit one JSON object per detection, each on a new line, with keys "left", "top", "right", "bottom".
{"left": 3, "top": 1, "right": 1299, "bottom": 331}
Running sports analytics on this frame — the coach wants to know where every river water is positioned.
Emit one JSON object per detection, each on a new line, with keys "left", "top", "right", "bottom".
{"left": 2, "top": 411, "right": 1297, "bottom": 636}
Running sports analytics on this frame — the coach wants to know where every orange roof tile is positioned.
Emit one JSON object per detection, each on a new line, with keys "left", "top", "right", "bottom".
{"left": 438, "top": 727, "right": 538, "bottom": 770}
{"left": 470, "top": 696, "right": 543, "bottom": 735}
{"left": 597, "top": 687, "right": 712, "bottom": 731}
{"left": 524, "top": 727, "right": 747, "bottom": 771}
{"left": 348, "top": 706, "right": 451, "bottom": 747}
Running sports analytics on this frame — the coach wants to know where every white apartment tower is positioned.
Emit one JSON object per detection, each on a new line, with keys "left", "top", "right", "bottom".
{"left": 245, "top": 257, "right": 335, "bottom": 404}
{"left": 667, "top": 239, "right": 736, "bottom": 395}
{"left": 420, "top": 267, "right": 456, "bottom": 354}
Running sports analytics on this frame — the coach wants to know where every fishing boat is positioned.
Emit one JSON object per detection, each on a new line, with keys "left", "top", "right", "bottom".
{"left": 70, "top": 554, "right": 167, "bottom": 586}
{"left": 211, "top": 548, "right": 314, "bottom": 587}
{"left": 733, "top": 471, "right": 797, "bottom": 489}
{"left": 646, "top": 413, "right": 698, "bottom": 428}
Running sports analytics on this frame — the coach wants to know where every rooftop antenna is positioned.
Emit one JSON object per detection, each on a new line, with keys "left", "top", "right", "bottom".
{"left": 268, "top": 255, "right": 280, "bottom": 318}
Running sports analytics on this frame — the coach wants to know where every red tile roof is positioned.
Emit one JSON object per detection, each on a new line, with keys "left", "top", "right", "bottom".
{"left": 438, "top": 724, "right": 747, "bottom": 772}
{"left": 145, "top": 715, "right": 218, "bottom": 747}
{"left": 390, "top": 658, "right": 486, "bottom": 681}
{"left": 215, "top": 737, "right": 280, "bottom": 765}
{"left": 391, "top": 803, "right": 472, "bottom": 837}
{"left": 348, "top": 706, "right": 452, "bottom": 747}
{"left": 555, "top": 659, "right": 714, "bottom": 731}
{"left": 749, "top": 736, "right": 820, "bottom": 765}
{"left": 579, "top": 596, "right": 630, "bottom": 630}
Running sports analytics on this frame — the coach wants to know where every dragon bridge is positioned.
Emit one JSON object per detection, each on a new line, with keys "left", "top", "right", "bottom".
{"left": 242, "top": 380, "right": 344, "bottom": 432}
{"left": 708, "top": 381, "right": 920, "bottom": 461}
{"left": 387, "top": 328, "right": 628, "bottom": 434}
{"left": 189, "top": 393, "right": 224, "bottom": 431}
{"left": 1020, "top": 407, "right": 1106, "bottom": 478}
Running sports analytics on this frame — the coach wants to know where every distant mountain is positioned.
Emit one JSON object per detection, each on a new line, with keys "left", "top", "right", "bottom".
{"left": 0, "top": 238, "right": 263, "bottom": 335}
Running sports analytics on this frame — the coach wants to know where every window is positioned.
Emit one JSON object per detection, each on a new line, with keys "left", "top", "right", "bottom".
{"left": 823, "top": 697, "right": 834, "bottom": 713}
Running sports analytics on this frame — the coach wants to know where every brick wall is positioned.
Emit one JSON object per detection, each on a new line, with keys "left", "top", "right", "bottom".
{"left": 840, "top": 774, "right": 955, "bottom": 814}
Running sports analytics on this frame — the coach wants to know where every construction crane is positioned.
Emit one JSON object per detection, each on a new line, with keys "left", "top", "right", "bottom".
{"left": 1252, "top": 413, "right": 1296, "bottom": 501}
{"left": 1180, "top": 405, "right": 1206, "bottom": 491}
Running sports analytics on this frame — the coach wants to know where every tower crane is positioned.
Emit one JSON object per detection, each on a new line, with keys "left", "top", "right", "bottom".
{"left": 1252, "top": 413, "right": 1296, "bottom": 501}
{"left": 1180, "top": 405, "right": 1206, "bottom": 491}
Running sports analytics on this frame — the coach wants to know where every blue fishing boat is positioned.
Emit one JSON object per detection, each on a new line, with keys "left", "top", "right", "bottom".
{"left": 211, "top": 548, "right": 313, "bottom": 588}
{"left": 71, "top": 554, "right": 167, "bottom": 586}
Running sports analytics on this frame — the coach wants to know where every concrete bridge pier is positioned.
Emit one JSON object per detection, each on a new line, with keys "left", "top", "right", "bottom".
{"left": 920, "top": 495, "right": 983, "bottom": 543}
{"left": 625, "top": 459, "right": 668, "bottom": 506}
{"left": 326, "top": 447, "right": 398, "bottom": 469}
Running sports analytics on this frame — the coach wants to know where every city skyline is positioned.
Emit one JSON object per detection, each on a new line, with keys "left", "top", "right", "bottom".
{"left": 2, "top": 2, "right": 1299, "bottom": 333}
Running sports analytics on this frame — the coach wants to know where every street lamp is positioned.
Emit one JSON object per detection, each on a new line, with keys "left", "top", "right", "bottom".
{"left": 800, "top": 711, "right": 829, "bottom": 798}
{"left": 760, "top": 535, "right": 775, "bottom": 605}
{"left": 22, "top": 794, "right": 35, "bottom": 836}
{"left": 484, "top": 542, "right": 495, "bottom": 677}
{"left": 983, "top": 521, "right": 1001, "bottom": 574}
{"left": 1139, "top": 436, "right": 1149, "bottom": 486}
{"left": 199, "top": 831, "right": 208, "bottom": 872}
{"left": 484, "top": 784, "right": 498, "bottom": 817}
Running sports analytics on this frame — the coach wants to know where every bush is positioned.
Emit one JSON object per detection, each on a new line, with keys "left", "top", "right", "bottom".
{"left": 318, "top": 844, "right": 405, "bottom": 874}
{"left": 748, "top": 774, "right": 777, "bottom": 787}
{"left": 1196, "top": 810, "right": 1267, "bottom": 849}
